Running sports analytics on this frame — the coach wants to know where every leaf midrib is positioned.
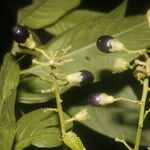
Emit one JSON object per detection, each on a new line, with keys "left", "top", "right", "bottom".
{"left": 20, "top": 0, "right": 47, "bottom": 23}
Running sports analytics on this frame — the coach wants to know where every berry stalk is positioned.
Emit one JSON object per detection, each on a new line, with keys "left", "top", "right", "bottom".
{"left": 34, "top": 47, "right": 50, "bottom": 60}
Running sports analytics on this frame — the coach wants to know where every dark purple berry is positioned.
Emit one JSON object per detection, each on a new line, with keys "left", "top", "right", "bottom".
{"left": 79, "top": 70, "right": 94, "bottom": 86}
{"left": 66, "top": 70, "right": 94, "bottom": 86}
{"left": 11, "top": 25, "right": 29, "bottom": 43}
{"left": 96, "top": 35, "right": 114, "bottom": 53}
{"left": 88, "top": 92, "right": 101, "bottom": 106}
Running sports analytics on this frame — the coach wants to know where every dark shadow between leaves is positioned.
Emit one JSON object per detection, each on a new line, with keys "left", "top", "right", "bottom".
{"left": 125, "top": 0, "right": 150, "bottom": 16}
{"left": 0, "top": 0, "right": 32, "bottom": 61}
{"left": 79, "top": 0, "right": 124, "bottom": 12}
{"left": 73, "top": 122, "right": 147, "bottom": 150}
{"left": 15, "top": 100, "right": 56, "bottom": 120}
{"left": 98, "top": 69, "right": 142, "bottom": 99}
{"left": 107, "top": 102, "right": 139, "bottom": 128}
{"left": 33, "top": 29, "right": 54, "bottom": 45}
{"left": 73, "top": 122, "right": 132, "bottom": 150}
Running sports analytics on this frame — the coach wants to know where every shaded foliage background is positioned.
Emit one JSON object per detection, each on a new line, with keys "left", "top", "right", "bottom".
{"left": 0, "top": 0, "right": 150, "bottom": 150}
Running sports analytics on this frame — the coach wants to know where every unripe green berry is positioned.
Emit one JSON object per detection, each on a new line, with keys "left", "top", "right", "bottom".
{"left": 113, "top": 58, "right": 130, "bottom": 73}
{"left": 133, "top": 66, "right": 146, "bottom": 81}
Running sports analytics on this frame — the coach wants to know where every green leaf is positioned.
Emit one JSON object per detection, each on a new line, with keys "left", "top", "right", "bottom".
{"left": 63, "top": 131, "right": 86, "bottom": 150}
{"left": 0, "top": 53, "right": 20, "bottom": 127}
{"left": 66, "top": 75, "right": 150, "bottom": 146}
{"left": 45, "top": 10, "right": 104, "bottom": 35}
{"left": 18, "top": 0, "right": 81, "bottom": 29}
{"left": 0, "top": 127, "right": 16, "bottom": 150}
{"left": 14, "top": 108, "right": 73, "bottom": 150}
{"left": 0, "top": 53, "right": 20, "bottom": 150}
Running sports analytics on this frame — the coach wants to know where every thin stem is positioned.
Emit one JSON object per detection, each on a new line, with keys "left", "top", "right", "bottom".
{"left": 65, "top": 108, "right": 88, "bottom": 124}
{"left": 32, "top": 59, "right": 49, "bottom": 66}
{"left": 44, "top": 108, "right": 58, "bottom": 112}
{"left": 34, "top": 47, "right": 50, "bottom": 60}
{"left": 122, "top": 49, "right": 149, "bottom": 59}
{"left": 129, "top": 63, "right": 136, "bottom": 70}
{"left": 144, "top": 109, "right": 150, "bottom": 120}
{"left": 54, "top": 80, "right": 66, "bottom": 136}
{"left": 115, "top": 137, "right": 133, "bottom": 150}
{"left": 17, "top": 54, "right": 26, "bottom": 62}
{"left": 134, "top": 60, "right": 146, "bottom": 66}
{"left": 115, "top": 97, "right": 141, "bottom": 105}
{"left": 122, "top": 49, "right": 139, "bottom": 54}
{"left": 134, "top": 78, "right": 149, "bottom": 150}
{"left": 65, "top": 117, "right": 75, "bottom": 124}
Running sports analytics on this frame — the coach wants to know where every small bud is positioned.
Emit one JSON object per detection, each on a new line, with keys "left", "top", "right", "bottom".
{"left": 88, "top": 92, "right": 115, "bottom": 106}
{"left": 133, "top": 66, "right": 146, "bottom": 81}
{"left": 74, "top": 109, "right": 89, "bottom": 121}
{"left": 66, "top": 70, "right": 94, "bottom": 86}
{"left": 96, "top": 35, "right": 124, "bottom": 53}
{"left": 113, "top": 58, "right": 130, "bottom": 73}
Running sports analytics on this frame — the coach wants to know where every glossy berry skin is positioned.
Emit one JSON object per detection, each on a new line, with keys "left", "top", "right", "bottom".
{"left": 79, "top": 70, "right": 94, "bottom": 86}
{"left": 66, "top": 70, "right": 94, "bottom": 86}
{"left": 11, "top": 25, "right": 29, "bottom": 43}
{"left": 87, "top": 92, "right": 101, "bottom": 106}
{"left": 88, "top": 92, "right": 114, "bottom": 106}
{"left": 96, "top": 35, "right": 114, "bottom": 53}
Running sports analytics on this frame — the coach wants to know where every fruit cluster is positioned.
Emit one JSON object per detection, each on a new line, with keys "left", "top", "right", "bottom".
{"left": 12, "top": 25, "right": 129, "bottom": 106}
